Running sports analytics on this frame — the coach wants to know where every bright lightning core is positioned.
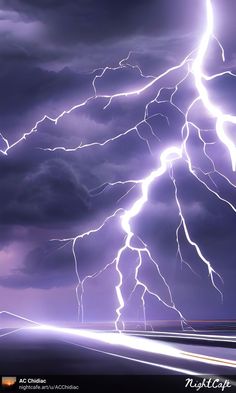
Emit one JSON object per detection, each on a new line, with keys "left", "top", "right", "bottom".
{"left": 1, "top": 0, "right": 236, "bottom": 331}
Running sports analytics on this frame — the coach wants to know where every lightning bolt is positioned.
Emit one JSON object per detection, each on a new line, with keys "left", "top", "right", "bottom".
{"left": 1, "top": 0, "right": 236, "bottom": 332}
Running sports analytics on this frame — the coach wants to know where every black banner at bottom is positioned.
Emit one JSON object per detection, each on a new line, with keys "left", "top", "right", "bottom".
{"left": 0, "top": 375, "right": 236, "bottom": 393}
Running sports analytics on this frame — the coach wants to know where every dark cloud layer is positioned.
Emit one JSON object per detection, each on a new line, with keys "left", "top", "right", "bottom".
{"left": 0, "top": 0, "right": 203, "bottom": 44}
{"left": 0, "top": 243, "right": 76, "bottom": 289}
{"left": 0, "top": 0, "right": 204, "bottom": 73}
{"left": 0, "top": 159, "right": 90, "bottom": 225}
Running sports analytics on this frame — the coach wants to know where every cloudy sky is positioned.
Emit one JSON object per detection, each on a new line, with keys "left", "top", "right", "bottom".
{"left": 0, "top": 0, "right": 235, "bottom": 326}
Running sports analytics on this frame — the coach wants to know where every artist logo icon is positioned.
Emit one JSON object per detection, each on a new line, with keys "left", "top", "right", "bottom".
{"left": 1, "top": 377, "right": 17, "bottom": 391}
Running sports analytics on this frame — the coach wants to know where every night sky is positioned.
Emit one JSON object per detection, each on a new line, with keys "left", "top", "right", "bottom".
{"left": 0, "top": 0, "right": 235, "bottom": 326}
